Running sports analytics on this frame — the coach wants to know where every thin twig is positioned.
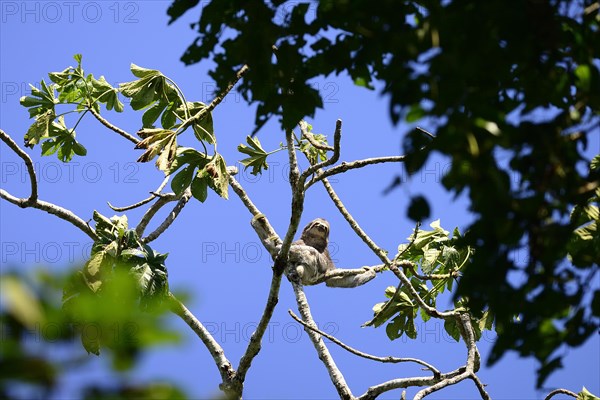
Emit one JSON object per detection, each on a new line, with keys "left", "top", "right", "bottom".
{"left": 180, "top": 65, "right": 249, "bottom": 132}
{"left": 289, "top": 310, "right": 441, "bottom": 377}
{"left": 0, "top": 129, "right": 97, "bottom": 240}
{"left": 305, "top": 156, "right": 406, "bottom": 190}
{"left": 412, "top": 369, "right": 471, "bottom": 400}
{"left": 544, "top": 389, "right": 578, "bottom": 400}
{"left": 227, "top": 169, "right": 262, "bottom": 217}
{"left": 291, "top": 281, "right": 353, "bottom": 399}
{"left": 235, "top": 272, "right": 283, "bottom": 384}
{"left": 168, "top": 293, "right": 236, "bottom": 386}
{"left": 416, "top": 126, "right": 436, "bottom": 139}
{"left": 135, "top": 192, "right": 178, "bottom": 238}
{"left": 108, "top": 176, "right": 170, "bottom": 212}
{"left": 470, "top": 374, "right": 491, "bottom": 400}
{"left": 0, "top": 129, "right": 37, "bottom": 203}
{"left": 142, "top": 188, "right": 191, "bottom": 243}
{"left": 88, "top": 107, "right": 139, "bottom": 144}
{"left": 357, "top": 368, "right": 464, "bottom": 400}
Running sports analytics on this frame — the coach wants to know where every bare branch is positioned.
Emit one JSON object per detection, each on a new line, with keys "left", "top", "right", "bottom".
{"left": 109, "top": 176, "right": 170, "bottom": 212}
{"left": 274, "top": 128, "right": 305, "bottom": 274}
{"left": 235, "top": 272, "right": 283, "bottom": 384}
{"left": 288, "top": 310, "right": 441, "bottom": 376}
{"left": 306, "top": 155, "right": 406, "bottom": 190}
{"left": 0, "top": 129, "right": 37, "bottom": 203}
{"left": 88, "top": 107, "right": 139, "bottom": 145}
{"left": 357, "top": 368, "right": 465, "bottom": 400}
{"left": 412, "top": 369, "right": 471, "bottom": 400}
{"left": 1, "top": 129, "right": 97, "bottom": 240}
{"left": 544, "top": 389, "right": 578, "bottom": 400}
{"left": 227, "top": 168, "right": 263, "bottom": 218}
{"left": 1, "top": 192, "right": 98, "bottom": 241}
{"left": 142, "top": 188, "right": 191, "bottom": 243}
{"left": 470, "top": 374, "right": 491, "bottom": 400}
{"left": 135, "top": 192, "right": 178, "bottom": 238}
{"left": 416, "top": 126, "right": 436, "bottom": 139}
{"left": 168, "top": 293, "right": 236, "bottom": 386}
{"left": 411, "top": 314, "right": 488, "bottom": 400}
{"left": 291, "top": 281, "right": 353, "bottom": 399}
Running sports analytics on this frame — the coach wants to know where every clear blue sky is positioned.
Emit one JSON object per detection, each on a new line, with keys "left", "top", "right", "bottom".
{"left": 1, "top": 1, "right": 598, "bottom": 399}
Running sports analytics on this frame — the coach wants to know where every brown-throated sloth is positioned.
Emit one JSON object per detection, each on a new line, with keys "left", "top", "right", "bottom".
{"left": 251, "top": 215, "right": 376, "bottom": 287}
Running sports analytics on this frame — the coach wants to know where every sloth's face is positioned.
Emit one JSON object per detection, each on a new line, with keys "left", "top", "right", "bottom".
{"left": 302, "top": 218, "right": 330, "bottom": 251}
{"left": 311, "top": 220, "right": 329, "bottom": 236}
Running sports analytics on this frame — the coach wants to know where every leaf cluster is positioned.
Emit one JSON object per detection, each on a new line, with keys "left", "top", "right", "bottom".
{"left": 62, "top": 212, "right": 174, "bottom": 362}
{"left": 365, "top": 221, "right": 493, "bottom": 342}
{"left": 20, "top": 54, "right": 124, "bottom": 161}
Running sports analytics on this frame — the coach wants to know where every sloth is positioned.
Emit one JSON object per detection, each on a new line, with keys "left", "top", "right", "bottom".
{"left": 251, "top": 215, "right": 376, "bottom": 287}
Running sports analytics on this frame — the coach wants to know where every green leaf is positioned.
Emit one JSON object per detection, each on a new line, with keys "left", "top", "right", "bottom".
{"left": 444, "top": 318, "right": 461, "bottom": 342}
{"left": 204, "top": 154, "right": 229, "bottom": 199}
{"left": 354, "top": 76, "right": 375, "bottom": 90}
{"left": 590, "top": 155, "right": 600, "bottom": 172}
{"left": 142, "top": 102, "right": 167, "bottom": 128}
{"left": 20, "top": 80, "right": 57, "bottom": 118}
{"left": 171, "top": 165, "right": 195, "bottom": 196}
{"left": 238, "top": 135, "right": 269, "bottom": 175}
{"left": 89, "top": 75, "right": 124, "bottom": 112}
{"left": 119, "top": 64, "right": 175, "bottom": 111}
{"left": 191, "top": 175, "right": 209, "bottom": 202}
{"left": 405, "top": 104, "right": 425, "bottom": 123}
{"left": 167, "top": 147, "right": 209, "bottom": 175}
{"left": 577, "top": 387, "right": 600, "bottom": 400}
{"left": 23, "top": 110, "right": 54, "bottom": 148}
{"left": 130, "top": 63, "right": 160, "bottom": 78}
{"left": 575, "top": 64, "right": 592, "bottom": 91}
{"left": 385, "top": 316, "right": 406, "bottom": 340}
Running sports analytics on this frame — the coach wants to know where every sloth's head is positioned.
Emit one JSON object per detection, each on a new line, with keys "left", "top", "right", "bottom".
{"left": 301, "top": 218, "right": 330, "bottom": 252}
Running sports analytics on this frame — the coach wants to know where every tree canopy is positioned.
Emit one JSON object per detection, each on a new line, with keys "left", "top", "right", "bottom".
{"left": 167, "top": 0, "right": 600, "bottom": 384}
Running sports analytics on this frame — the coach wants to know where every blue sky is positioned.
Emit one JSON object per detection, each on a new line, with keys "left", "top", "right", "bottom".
{"left": 1, "top": 1, "right": 598, "bottom": 399}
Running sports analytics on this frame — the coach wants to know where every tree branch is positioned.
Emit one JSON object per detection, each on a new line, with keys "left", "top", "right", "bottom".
{"left": 88, "top": 107, "right": 139, "bottom": 145}
{"left": 301, "top": 119, "right": 342, "bottom": 181}
{"left": 357, "top": 368, "right": 465, "bottom": 400}
{"left": 0, "top": 129, "right": 37, "bottom": 204}
{"left": 108, "top": 176, "right": 170, "bottom": 212}
{"left": 274, "top": 128, "right": 305, "bottom": 274}
{"left": 167, "top": 293, "right": 236, "bottom": 388}
{"left": 544, "top": 389, "right": 578, "bottom": 400}
{"left": 141, "top": 188, "right": 191, "bottom": 243}
{"left": 0, "top": 129, "right": 97, "bottom": 241}
{"left": 291, "top": 281, "right": 353, "bottom": 399}
{"left": 300, "top": 120, "right": 334, "bottom": 151}
{"left": 305, "top": 155, "right": 406, "bottom": 190}
{"left": 180, "top": 65, "right": 249, "bottom": 132}
{"left": 227, "top": 167, "right": 262, "bottom": 218}
{"left": 235, "top": 272, "right": 283, "bottom": 384}
{"left": 288, "top": 310, "right": 441, "bottom": 377}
